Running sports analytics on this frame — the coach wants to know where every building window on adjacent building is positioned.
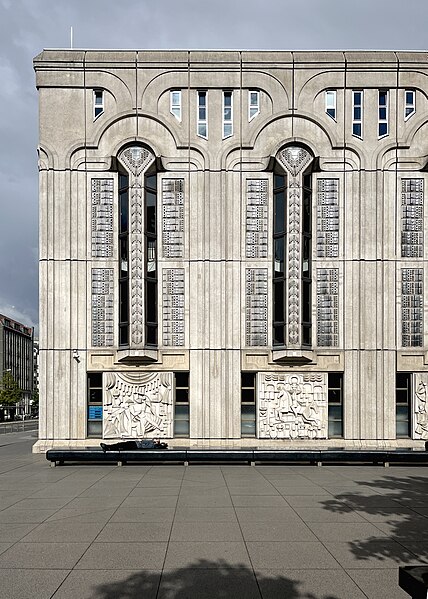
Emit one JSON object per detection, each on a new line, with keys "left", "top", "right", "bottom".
{"left": 325, "top": 90, "right": 336, "bottom": 120}
{"left": 352, "top": 90, "right": 363, "bottom": 138}
{"left": 144, "top": 172, "right": 158, "bottom": 346}
{"left": 197, "top": 91, "right": 208, "bottom": 138}
{"left": 273, "top": 167, "right": 287, "bottom": 346}
{"left": 170, "top": 90, "right": 181, "bottom": 121}
{"left": 302, "top": 173, "right": 312, "bottom": 346}
{"left": 404, "top": 89, "right": 415, "bottom": 120}
{"left": 396, "top": 373, "right": 411, "bottom": 438}
{"left": 249, "top": 90, "right": 260, "bottom": 121}
{"left": 378, "top": 90, "right": 388, "bottom": 137}
{"left": 174, "top": 372, "right": 189, "bottom": 437}
{"left": 223, "top": 91, "right": 233, "bottom": 138}
{"left": 87, "top": 373, "right": 103, "bottom": 437}
{"left": 328, "top": 372, "right": 343, "bottom": 438}
{"left": 241, "top": 372, "right": 256, "bottom": 437}
{"left": 119, "top": 172, "right": 129, "bottom": 346}
{"left": 93, "top": 89, "right": 104, "bottom": 119}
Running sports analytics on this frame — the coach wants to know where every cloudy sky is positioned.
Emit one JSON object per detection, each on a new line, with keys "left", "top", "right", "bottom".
{"left": 1, "top": 0, "right": 428, "bottom": 335}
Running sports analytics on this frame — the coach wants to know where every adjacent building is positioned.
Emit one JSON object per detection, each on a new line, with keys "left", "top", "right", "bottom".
{"left": 33, "top": 50, "right": 428, "bottom": 450}
{"left": 0, "top": 314, "right": 34, "bottom": 417}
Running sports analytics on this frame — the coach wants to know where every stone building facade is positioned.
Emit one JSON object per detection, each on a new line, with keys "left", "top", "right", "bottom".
{"left": 33, "top": 50, "right": 428, "bottom": 450}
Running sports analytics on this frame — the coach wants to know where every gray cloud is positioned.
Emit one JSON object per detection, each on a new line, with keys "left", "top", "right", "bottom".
{"left": 0, "top": 0, "right": 428, "bottom": 333}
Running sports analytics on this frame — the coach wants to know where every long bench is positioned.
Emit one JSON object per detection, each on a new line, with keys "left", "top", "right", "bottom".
{"left": 46, "top": 447, "right": 428, "bottom": 467}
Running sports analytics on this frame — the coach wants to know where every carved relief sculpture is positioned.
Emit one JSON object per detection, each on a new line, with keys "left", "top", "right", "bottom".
{"left": 257, "top": 372, "right": 328, "bottom": 439}
{"left": 162, "top": 268, "right": 185, "bottom": 346}
{"left": 91, "top": 268, "right": 114, "bottom": 347}
{"left": 91, "top": 178, "right": 114, "bottom": 258}
{"left": 317, "top": 268, "right": 339, "bottom": 347}
{"left": 162, "top": 179, "right": 184, "bottom": 258}
{"left": 246, "top": 179, "right": 268, "bottom": 258}
{"left": 414, "top": 373, "right": 428, "bottom": 440}
{"left": 401, "top": 179, "right": 423, "bottom": 258}
{"left": 402, "top": 269, "right": 423, "bottom": 347}
{"left": 317, "top": 179, "right": 339, "bottom": 258}
{"left": 104, "top": 372, "right": 173, "bottom": 438}
{"left": 117, "top": 147, "right": 155, "bottom": 346}
{"left": 245, "top": 268, "right": 268, "bottom": 346}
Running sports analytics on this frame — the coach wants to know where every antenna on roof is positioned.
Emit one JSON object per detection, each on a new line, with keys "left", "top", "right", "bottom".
{"left": 70, "top": 26, "right": 73, "bottom": 49}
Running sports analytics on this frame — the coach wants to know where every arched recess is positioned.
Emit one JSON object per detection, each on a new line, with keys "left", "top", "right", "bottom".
{"left": 272, "top": 144, "right": 315, "bottom": 352}
{"left": 115, "top": 144, "right": 158, "bottom": 354}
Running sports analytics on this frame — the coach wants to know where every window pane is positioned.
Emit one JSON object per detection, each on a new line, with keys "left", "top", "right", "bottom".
{"left": 273, "top": 325, "right": 284, "bottom": 346}
{"left": 354, "top": 92, "right": 361, "bottom": 104}
{"left": 242, "top": 388, "right": 255, "bottom": 403}
{"left": 198, "top": 123, "right": 207, "bottom": 137}
{"left": 329, "top": 373, "right": 342, "bottom": 389}
{"left": 146, "top": 281, "right": 157, "bottom": 322}
{"left": 174, "top": 420, "right": 190, "bottom": 435}
{"left": 274, "top": 282, "right": 284, "bottom": 322}
{"left": 274, "top": 174, "right": 285, "bottom": 189}
{"left": 176, "top": 389, "right": 189, "bottom": 403}
{"left": 328, "top": 405, "right": 342, "bottom": 419}
{"left": 241, "top": 372, "right": 255, "bottom": 388}
{"left": 88, "top": 420, "right": 102, "bottom": 437}
{"left": 89, "top": 388, "right": 102, "bottom": 403}
{"left": 328, "top": 420, "right": 343, "bottom": 437}
{"left": 146, "top": 324, "right": 157, "bottom": 345}
{"left": 241, "top": 405, "right": 256, "bottom": 419}
{"left": 224, "top": 107, "right": 232, "bottom": 121}
{"left": 146, "top": 174, "right": 157, "bottom": 191}
{"left": 120, "top": 192, "right": 128, "bottom": 232}
{"left": 223, "top": 123, "right": 232, "bottom": 137}
{"left": 353, "top": 123, "right": 361, "bottom": 137}
{"left": 396, "top": 373, "right": 409, "bottom": 390}
{"left": 353, "top": 107, "right": 361, "bottom": 120}
{"left": 241, "top": 421, "right": 256, "bottom": 436}
{"left": 119, "top": 325, "right": 128, "bottom": 346}
{"left": 379, "top": 107, "right": 387, "bottom": 120}
{"left": 172, "top": 91, "right": 180, "bottom": 104}
{"left": 396, "top": 421, "right": 410, "bottom": 437}
{"left": 327, "top": 108, "right": 335, "bottom": 118}
{"left": 274, "top": 238, "right": 284, "bottom": 275}
{"left": 175, "top": 372, "right": 189, "bottom": 388}
{"left": 274, "top": 191, "right": 285, "bottom": 233}
{"left": 250, "top": 92, "right": 258, "bottom": 105}
{"left": 396, "top": 405, "right": 410, "bottom": 419}
{"left": 175, "top": 405, "right": 189, "bottom": 418}
{"left": 379, "top": 122, "right": 388, "bottom": 137}
{"left": 406, "top": 91, "right": 414, "bottom": 104}
{"left": 88, "top": 372, "right": 102, "bottom": 387}
{"left": 379, "top": 91, "right": 387, "bottom": 105}
{"left": 198, "top": 93, "right": 206, "bottom": 106}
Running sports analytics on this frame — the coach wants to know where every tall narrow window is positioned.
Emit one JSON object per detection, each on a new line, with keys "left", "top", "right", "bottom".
{"left": 87, "top": 373, "right": 103, "bottom": 437}
{"left": 328, "top": 373, "right": 343, "bottom": 438}
{"left": 273, "top": 168, "right": 287, "bottom": 346}
{"left": 93, "top": 89, "right": 104, "bottom": 119}
{"left": 249, "top": 90, "right": 259, "bottom": 121}
{"left": 144, "top": 172, "right": 158, "bottom": 346}
{"left": 223, "top": 91, "right": 233, "bottom": 138}
{"left": 396, "top": 373, "right": 411, "bottom": 438}
{"left": 405, "top": 90, "right": 415, "bottom": 120}
{"left": 174, "top": 372, "right": 189, "bottom": 437}
{"left": 302, "top": 173, "right": 312, "bottom": 346}
{"left": 118, "top": 173, "right": 129, "bottom": 346}
{"left": 241, "top": 372, "right": 256, "bottom": 437}
{"left": 352, "top": 91, "right": 363, "bottom": 138}
{"left": 170, "top": 90, "right": 181, "bottom": 121}
{"left": 378, "top": 90, "right": 388, "bottom": 137}
{"left": 325, "top": 90, "right": 336, "bottom": 120}
{"left": 197, "top": 91, "right": 207, "bottom": 138}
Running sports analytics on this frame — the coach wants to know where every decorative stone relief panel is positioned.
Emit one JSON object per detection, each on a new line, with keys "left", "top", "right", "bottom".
{"left": 317, "top": 269, "right": 339, "bottom": 347}
{"left": 401, "top": 179, "right": 423, "bottom": 258}
{"left": 316, "top": 179, "right": 339, "bottom": 258}
{"left": 414, "top": 373, "right": 428, "bottom": 440}
{"left": 91, "top": 178, "right": 114, "bottom": 258}
{"left": 162, "top": 268, "right": 185, "bottom": 346}
{"left": 246, "top": 179, "right": 268, "bottom": 258}
{"left": 162, "top": 179, "right": 184, "bottom": 258}
{"left": 91, "top": 268, "right": 114, "bottom": 347}
{"left": 257, "top": 372, "right": 328, "bottom": 439}
{"left": 246, "top": 269, "right": 268, "bottom": 346}
{"left": 104, "top": 371, "right": 173, "bottom": 438}
{"left": 117, "top": 146, "right": 155, "bottom": 346}
{"left": 277, "top": 147, "right": 312, "bottom": 347}
{"left": 402, "top": 268, "right": 423, "bottom": 347}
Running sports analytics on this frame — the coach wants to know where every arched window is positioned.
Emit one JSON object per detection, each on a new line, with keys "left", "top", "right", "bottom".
{"left": 117, "top": 145, "right": 158, "bottom": 348}
{"left": 274, "top": 146, "right": 314, "bottom": 348}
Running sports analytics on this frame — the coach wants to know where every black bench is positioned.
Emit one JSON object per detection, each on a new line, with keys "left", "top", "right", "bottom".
{"left": 46, "top": 448, "right": 428, "bottom": 467}
{"left": 399, "top": 566, "right": 428, "bottom": 598}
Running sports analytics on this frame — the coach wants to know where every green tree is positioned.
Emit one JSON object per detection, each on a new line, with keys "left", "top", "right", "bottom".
{"left": 0, "top": 371, "right": 22, "bottom": 406}
{"left": 31, "top": 387, "right": 39, "bottom": 414}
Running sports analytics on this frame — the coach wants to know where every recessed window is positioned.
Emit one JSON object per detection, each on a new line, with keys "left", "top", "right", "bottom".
{"left": 378, "top": 90, "right": 388, "bottom": 138}
{"left": 241, "top": 372, "right": 256, "bottom": 437}
{"left": 119, "top": 173, "right": 129, "bottom": 346}
{"left": 328, "top": 373, "right": 343, "bottom": 438}
{"left": 87, "top": 372, "right": 103, "bottom": 437}
{"left": 273, "top": 168, "right": 287, "bottom": 346}
{"left": 223, "top": 91, "right": 233, "bottom": 138}
{"left": 405, "top": 89, "right": 415, "bottom": 120}
{"left": 325, "top": 90, "right": 336, "bottom": 120}
{"left": 352, "top": 91, "right": 363, "bottom": 138}
{"left": 170, "top": 90, "right": 181, "bottom": 121}
{"left": 197, "top": 91, "right": 207, "bottom": 138}
{"left": 174, "top": 372, "right": 189, "bottom": 437}
{"left": 93, "top": 90, "right": 104, "bottom": 119}
{"left": 249, "top": 90, "right": 259, "bottom": 121}
{"left": 396, "top": 373, "right": 411, "bottom": 438}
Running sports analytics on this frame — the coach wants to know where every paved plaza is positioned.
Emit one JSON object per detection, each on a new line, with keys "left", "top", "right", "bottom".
{"left": 0, "top": 432, "right": 427, "bottom": 598}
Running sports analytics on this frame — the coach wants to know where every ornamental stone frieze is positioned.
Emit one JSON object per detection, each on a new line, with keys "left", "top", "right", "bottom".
{"left": 414, "top": 373, "right": 428, "bottom": 440}
{"left": 103, "top": 371, "right": 173, "bottom": 438}
{"left": 257, "top": 372, "right": 328, "bottom": 439}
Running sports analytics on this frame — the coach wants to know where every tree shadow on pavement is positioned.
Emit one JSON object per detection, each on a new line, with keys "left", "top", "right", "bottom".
{"left": 320, "top": 472, "right": 428, "bottom": 564}
{"left": 93, "top": 559, "right": 342, "bottom": 599}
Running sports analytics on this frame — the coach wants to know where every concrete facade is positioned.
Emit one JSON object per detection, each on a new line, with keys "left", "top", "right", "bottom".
{"left": 34, "top": 50, "right": 428, "bottom": 450}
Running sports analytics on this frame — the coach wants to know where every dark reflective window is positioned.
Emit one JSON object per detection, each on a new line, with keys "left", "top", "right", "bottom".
{"left": 273, "top": 168, "right": 287, "bottom": 346}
